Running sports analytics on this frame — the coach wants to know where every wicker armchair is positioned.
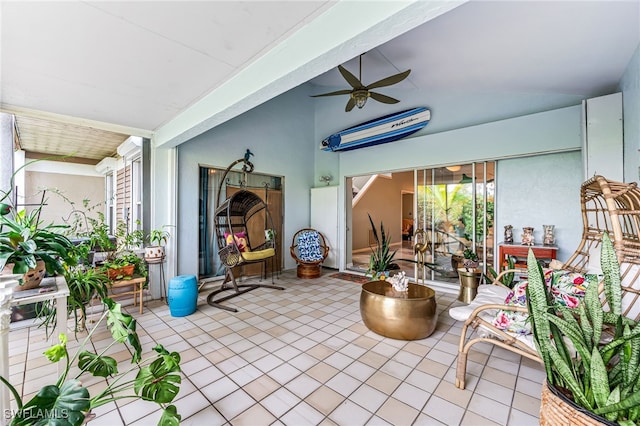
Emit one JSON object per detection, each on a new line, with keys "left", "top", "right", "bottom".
{"left": 290, "top": 228, "right": 329, "bottom": 279}
{"left": 451, "top": 175, "right": 640, "bottom": 389}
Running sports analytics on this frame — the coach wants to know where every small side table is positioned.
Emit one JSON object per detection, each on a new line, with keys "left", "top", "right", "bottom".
{"left": 11, "top": 276, "right": 69, "bottom": 376}
{"left": 109, "top": 276, "right": 147, "bottom": 314}
{"left": 498, "top": 242, "right": 558, "bottom": 268}
{"left": 11, "top": 276, "right": 69, "bottom": 342}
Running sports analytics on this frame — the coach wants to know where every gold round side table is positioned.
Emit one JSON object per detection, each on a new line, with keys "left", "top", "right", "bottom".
{"left": 360, "top": 281, "right": 438, "bottom": 340}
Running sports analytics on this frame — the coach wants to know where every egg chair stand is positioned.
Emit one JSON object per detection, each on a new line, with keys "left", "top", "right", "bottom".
{"left": 208, "top": 157, "right": 283, "bottom": 312}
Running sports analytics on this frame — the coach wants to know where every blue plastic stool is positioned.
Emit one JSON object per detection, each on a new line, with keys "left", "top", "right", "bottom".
{"left": 168, "top": 275, "right": 197, "bottom": 317}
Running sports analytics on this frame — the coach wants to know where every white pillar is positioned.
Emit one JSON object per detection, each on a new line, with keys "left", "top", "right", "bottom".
{"left": 0, "top": 114, "right": 15, "bottom": 202}
{"left": 0, "top": 276, "right": 19, "bottom": 425}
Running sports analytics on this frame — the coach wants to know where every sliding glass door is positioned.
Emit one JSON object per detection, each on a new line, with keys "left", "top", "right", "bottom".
{"left": 348, "top": 162, "right": 494, "bottom": 290}
{"left": 415, "top": 163, "right": 495, "bottom": 288}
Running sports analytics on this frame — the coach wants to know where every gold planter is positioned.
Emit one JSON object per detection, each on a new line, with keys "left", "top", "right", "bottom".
{"left": 457, "top": 268, "right": 481, "bottom": 303}
{"left": 360, "top": 281, "right": 437, "bottom": 340}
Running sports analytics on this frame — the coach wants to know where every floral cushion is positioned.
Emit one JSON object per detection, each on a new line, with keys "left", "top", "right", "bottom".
{"left": 224, "top": 231, "right": 248, "bottom": 252}
{"left": 491, "top": 269, "right": 595, "bottom": 335}
{"left": 297, "top": 231, "right": 324, "bottom": 262}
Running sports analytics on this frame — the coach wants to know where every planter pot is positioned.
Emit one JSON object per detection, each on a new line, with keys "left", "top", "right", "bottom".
{"left": 457, "top": 268, "right": 481, "bottom": 303}
{"left": 144, "top": 246, "right": 165, "bottom": 261}
{"left": 106, "top": 264, "right": 135, "bottom": 280}
{"left": 540, "top": 381, "right": 616, "bottom": 426}
{"left": 3, "top": 260, "right": 46, "bottom": 291}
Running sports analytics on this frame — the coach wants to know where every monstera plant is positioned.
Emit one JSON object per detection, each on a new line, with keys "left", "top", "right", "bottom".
{"left": 0, "top": 298, "right": 183, "bottom": 425}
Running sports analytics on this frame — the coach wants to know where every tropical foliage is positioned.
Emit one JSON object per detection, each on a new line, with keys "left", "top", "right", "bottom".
{"left": 527, "top": 232, "right": 640, "bottom": 424}
{"left": 148, "top": 226, "right": 171, "bottom": 247}
{"left": 38, "top": 263, "right": 110, "bottom": 337}
{"left": 487, "top": 255, "right": 517, "bottom": 288}
{"left": 1, "top": 299, "right": 182, "bottom": 426}
{"left": 0, "top": 202, "right": 77, "bottom": 276}
{"left": 416, "top": 182, "right": 494, "bottom": 241}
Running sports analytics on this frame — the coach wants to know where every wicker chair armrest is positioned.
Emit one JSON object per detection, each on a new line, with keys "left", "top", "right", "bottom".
{"left": 290, "top": 244, "right": 300, "bottom": 262}
{"left": 465, "top": 303, "right": 529, "bottom": 326}
{"left": 218, "top": 243, "right": 242, "bottom": 267}
{"left": 490, "top": 268, "right": 527, "bottom": 288}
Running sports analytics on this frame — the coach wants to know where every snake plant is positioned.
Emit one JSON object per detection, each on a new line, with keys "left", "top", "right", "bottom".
{"left": 488, "top": 255, "right": 517, "bottom": 288}
{"left": 366, "top": 213, "right": 397, "bottom": 278}
{"left": 527, "top": 232, "right": 640, "bottom": 424}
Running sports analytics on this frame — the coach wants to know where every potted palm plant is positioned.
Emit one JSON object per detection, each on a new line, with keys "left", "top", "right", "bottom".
{"left": 144, "top": 226, "right": 171, "bottom": 262}
{"left": 366, "top": 214, "right": 397, "bottom": 280}
{"left": 527, "top": 232, "right": 640, "bottom": 425}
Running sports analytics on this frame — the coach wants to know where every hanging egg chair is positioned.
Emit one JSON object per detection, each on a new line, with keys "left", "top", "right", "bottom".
{"left": 207, "top": 155, "right": 283, "bottom": 312}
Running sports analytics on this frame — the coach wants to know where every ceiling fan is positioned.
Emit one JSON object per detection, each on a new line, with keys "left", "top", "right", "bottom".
{"left": 311, "top": 54, "right": 411, "bottom": 112}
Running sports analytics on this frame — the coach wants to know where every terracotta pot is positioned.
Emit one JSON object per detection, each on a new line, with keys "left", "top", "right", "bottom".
{"left": 107, "top": 264, "right": 135, "bottom": 280}
{"left": 3, "top": 260, "right": 46, "bottom": 291}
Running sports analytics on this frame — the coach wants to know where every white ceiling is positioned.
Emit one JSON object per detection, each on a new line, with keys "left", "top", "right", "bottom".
{"left": 1, "top": 1, "right": 639, "bottom": 160}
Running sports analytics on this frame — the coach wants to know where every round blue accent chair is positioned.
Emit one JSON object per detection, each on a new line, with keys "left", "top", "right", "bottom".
{"left": 290, "top": 228, "right": 329, "bottom": 278}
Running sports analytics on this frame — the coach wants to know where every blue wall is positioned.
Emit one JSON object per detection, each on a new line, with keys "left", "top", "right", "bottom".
{"left": 496, "top": 151, "right": 583, "bottom": 262}
{"left": 312, "top": 86, "right": 587, "bottom": 184}
{"left": 177, "top": 41, "right": 640, "bottom": 274}
{"left": 177, "top": 86, "right": 315, "bottom": 274}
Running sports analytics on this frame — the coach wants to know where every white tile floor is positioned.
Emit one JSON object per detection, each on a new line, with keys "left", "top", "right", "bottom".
{"left": 8, "top": 269, "right": 545, "bottom": 425}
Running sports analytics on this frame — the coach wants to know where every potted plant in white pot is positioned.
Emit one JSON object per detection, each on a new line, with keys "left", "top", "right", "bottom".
{"left": 144, "top": 226, "right": 171, "bottom": 262}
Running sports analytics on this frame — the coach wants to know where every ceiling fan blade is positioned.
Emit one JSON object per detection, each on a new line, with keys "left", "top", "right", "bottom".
{"left": 369, "top": 91, "right": 400, "bottom": 104}
{"left": 310, "top": 89, "right": 353, "bottom": 98}
{"left": 345, "top": 97, "right": 356, "bottom": 112}
{"left": 338, "top": 65, "right": 363, "bottom": 89}
{"left": 366, "top": 69, "right": 411, "bottom": 90}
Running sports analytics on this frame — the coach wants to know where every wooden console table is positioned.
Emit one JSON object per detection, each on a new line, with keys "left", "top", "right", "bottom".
{"left": 108, "top": 276, "right": 147, "bottom": 314}
{"left": 498, "top": 242, "right": 558, "bottom": 268}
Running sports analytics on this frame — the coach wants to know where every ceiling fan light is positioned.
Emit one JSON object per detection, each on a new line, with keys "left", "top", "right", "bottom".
{"left": 350, "top": 90, "right": 369, "bottom": 109}
{"left": 354, "top": 93, "right": 368, "bottom": 109}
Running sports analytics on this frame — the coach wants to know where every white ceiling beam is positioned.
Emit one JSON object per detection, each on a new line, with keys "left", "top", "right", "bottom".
{"left": 0, "top": 105, "right": 153, "bottom": 138}
{"left": 153, "top": 0, "right": 467, "bottom": 150}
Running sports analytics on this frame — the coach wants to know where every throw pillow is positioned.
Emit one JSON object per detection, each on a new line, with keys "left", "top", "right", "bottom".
{"left": 224, "top": 231, "right": 248, "bottom": 252}
{"left": 491, "top": 269, "right": 595, "bottom": 335}
{"left": 491, "top": 279, "right": 535, "bottom": 335}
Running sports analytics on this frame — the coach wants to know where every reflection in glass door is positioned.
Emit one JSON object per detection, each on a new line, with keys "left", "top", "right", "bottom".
{"left": 415, "top": 163, "right": 495, "bottom": 290}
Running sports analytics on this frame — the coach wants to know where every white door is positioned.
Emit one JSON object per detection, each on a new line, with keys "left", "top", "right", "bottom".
{"left": 310, "top": 186, "right": 339, "bottom": 269}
